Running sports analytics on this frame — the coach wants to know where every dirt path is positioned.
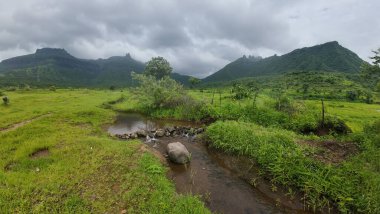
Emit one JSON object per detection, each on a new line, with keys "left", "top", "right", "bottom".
{"left": 0, "top": 113, "right": 52, "bottom": 133}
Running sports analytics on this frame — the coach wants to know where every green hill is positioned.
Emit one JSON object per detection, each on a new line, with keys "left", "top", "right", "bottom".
{"left": 0, "top": 48, "right": 191, "bottom": 87}
{"left": 204, "top": 41, "right": 365, "bottom": 82}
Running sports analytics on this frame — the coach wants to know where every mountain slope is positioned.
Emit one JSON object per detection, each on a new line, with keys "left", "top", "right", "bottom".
{"left": 204, "top": 41, "right": 365, "bottom": 82}
{"left": 0, "top": 49, "right": 191, "bottom": 87}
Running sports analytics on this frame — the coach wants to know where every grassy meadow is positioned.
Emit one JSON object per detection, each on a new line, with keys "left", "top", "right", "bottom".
{"left": 1, "top": 87, "right": 380, "bottom": 213}
{"left": 0, "top": 89, "right": 209, "bottom": 213}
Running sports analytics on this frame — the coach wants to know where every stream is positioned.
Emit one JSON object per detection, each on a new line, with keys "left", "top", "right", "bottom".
{"left": 108, "top": 113, "right": 310, "bottom": 214}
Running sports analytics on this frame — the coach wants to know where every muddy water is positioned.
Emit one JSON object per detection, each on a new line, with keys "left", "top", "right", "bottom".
{"left": 108, "top": 113, "right": 309, "bottom": 214}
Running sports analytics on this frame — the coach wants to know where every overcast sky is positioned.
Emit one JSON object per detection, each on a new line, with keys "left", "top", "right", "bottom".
{"left": 0, "top": 0, "right": 379, "bottom": 77}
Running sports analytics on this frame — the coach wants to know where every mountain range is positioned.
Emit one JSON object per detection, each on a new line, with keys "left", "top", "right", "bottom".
{"left": 0, "top": 41, "right": 366, "bottom": 87}
{"left": 204, "top": 41, "right": 365, "bottom": 82}
{"left": 0, "top": 48, "right": 191, "bottom": 87}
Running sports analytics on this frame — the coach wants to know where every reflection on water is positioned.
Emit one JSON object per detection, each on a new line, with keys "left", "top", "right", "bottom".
{"left": 108, "top": 113, "right": 198, "bottom": 135}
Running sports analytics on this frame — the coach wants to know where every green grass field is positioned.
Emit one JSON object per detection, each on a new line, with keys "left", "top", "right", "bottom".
{"left": 0, "top": 89, "right": 209, "bottom": 213}
{"left": 1, "top": 88, "right": 379, "bottom": 213}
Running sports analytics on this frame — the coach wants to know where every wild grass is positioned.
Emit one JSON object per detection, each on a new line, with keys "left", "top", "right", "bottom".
{"left": 205, "top": 120, "right": 380, "bottom": 213}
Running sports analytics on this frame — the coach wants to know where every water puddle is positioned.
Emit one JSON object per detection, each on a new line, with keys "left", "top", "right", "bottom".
{"left": 108, "top": 113, "right": 311, "bottom": 214}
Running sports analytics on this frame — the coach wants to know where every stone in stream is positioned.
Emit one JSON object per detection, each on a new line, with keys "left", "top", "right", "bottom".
{"left": 166, "top": 126, "right": 175, "bottom": 133}
{"left": 130, "top": 133, "right": 138, "bottom": 139}
{"left": 155, "top": 129, "right": 165, "bottom": 137}
{"left": 136, "top": 129, "right": 147, "bottom": 137}
{"left": 166, "top": 142, "right": 191, "bottom": 164}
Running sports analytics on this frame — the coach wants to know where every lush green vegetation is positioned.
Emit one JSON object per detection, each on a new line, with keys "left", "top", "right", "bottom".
{"left": 205, "top": 120, "right": 380, "bottom": 213}
{"left": 1, "top": 47, "right": 380, "bottom": 213}
{"left": 0, "top": 89, "right": 209, "bottom": 213}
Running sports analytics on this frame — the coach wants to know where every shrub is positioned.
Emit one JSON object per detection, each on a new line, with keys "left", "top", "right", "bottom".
{"left": 2, "top": 96, "right": 9, "bottom": 105}
{"left": 132, "top": 73, "right": 185, "bottom": 109}
{"left": 322, "top": 116, "right": 352, "bottom": 135}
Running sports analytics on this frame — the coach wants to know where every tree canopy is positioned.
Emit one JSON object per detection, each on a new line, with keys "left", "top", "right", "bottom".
{"left": 144, "top": 56, "right": 172, "bottom": 79}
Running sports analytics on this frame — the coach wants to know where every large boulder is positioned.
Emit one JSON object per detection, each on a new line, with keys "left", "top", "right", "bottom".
{"left": 166, "top": 142, "right": 191, "bottom": 164}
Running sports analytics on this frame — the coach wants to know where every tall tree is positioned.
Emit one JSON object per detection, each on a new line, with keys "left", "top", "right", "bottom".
{"left": 370, "top": 48, "right": 380, "bottom": 65}
{"left": 144, "top": 56, "right": 172, "bottom": 79}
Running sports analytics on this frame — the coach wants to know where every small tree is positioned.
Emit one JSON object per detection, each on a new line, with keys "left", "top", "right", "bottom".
{"left": 370, "top": 48, "right": 380, "bottom": 65}
{"left": 144, "top": 56, "right": 172, "bottom": 79}
{"left": 2, "top": 96, "right": 9, "bottom": 105}
{"left": 131, "top": 72, "right": 184, "bottom": 109}
{"left": 189, "top": 77, "right": 201, "bottom": 89}
{"left": 376, "top": 81, "right": 380, "bottom": 92}
{"left": 247, "top": 81, "right": 260, "bottom": 107}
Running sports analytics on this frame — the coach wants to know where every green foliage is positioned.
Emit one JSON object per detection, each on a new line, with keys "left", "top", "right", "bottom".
{"left": 360, "top": 61, "right": 380, "bottom": 90}
{"left": 370, "top": 48, "right": 380, "bottom": 65}
{"left": 144, "top": 56, "right": 172, "bottom": 79}
{"left": 132, "top": 73, "right": 185, "bottom": 109}
{"left": 206, "top": 121, "right": 380, "bottom": 213}
{"left": 2, "top": 96, "right": 9, "bottom": 105}
{"left": 376, "top": 81, "right": 380, "bottom": 92}
{"left": 231, "top": 83, "right": 250, "bottom": 100}
{"left": 189, "top": 77, "right": 201, "bottom": 88}
{"left": 49, "top": 85, "right": 56, "bottom": 91}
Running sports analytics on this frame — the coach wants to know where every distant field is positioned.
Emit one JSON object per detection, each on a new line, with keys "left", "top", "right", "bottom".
{"left": 305, "top": 100, "right": 380, "bottom": 132}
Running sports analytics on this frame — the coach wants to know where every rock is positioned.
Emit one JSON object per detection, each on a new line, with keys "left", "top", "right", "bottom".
{"left": 148, "top": 132, "right": 155, "bottom": 138}
{"left": 130, "top": 133, "right": 138, "bottom": 139}
{"left": 196, "top": 128, "right": 204, "bottom": 134}
{"left": 166, "top": 142, "right": 191, "bottom": 164}
{"left": 165, "top": 131, "right": 171, "bottom": 137}
{"left": 155, "top": 129, "right": 165, "bottom": 137}
{"left": 167, "top": 126, "right": 175, "bottom": 133}
{"left": 136, "top": 129, "right": 147, "bottom": 137}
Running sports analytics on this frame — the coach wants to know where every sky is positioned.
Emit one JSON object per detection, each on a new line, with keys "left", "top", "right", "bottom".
{"left": 0, "top": 0, "right": 379, "bottom": 77}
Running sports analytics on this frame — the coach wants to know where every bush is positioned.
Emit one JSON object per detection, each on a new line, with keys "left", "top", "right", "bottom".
{"left": 322, "top": 116, "right": 352, "bottom": 135}
{"left": 5, "top": 86, "right": 17, "bottom": 91}
{"left": 2, "top": 96, "right": 9, "bottom": 105}
{"left": 132, "top": 73, "right": 185, "bottom": 109}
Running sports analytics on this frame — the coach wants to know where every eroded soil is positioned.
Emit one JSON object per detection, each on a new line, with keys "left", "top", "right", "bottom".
{"left": 298, "top": 140, "right": 358, "bottom": 164}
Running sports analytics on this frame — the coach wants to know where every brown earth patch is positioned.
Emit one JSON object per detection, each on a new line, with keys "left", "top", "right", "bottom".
{"left": 298, "top": 140, "right": 359, "bottom": 164}
{"left": 4, "top": 161, "right": 17, "bottom": 171}
{"left": 30, "top": 148, "right": 50, "bottom": 159}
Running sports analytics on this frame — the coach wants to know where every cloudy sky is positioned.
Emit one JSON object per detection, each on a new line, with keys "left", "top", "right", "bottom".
{"left": 0, "top": 0, "right": 379, "bottom": 77}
